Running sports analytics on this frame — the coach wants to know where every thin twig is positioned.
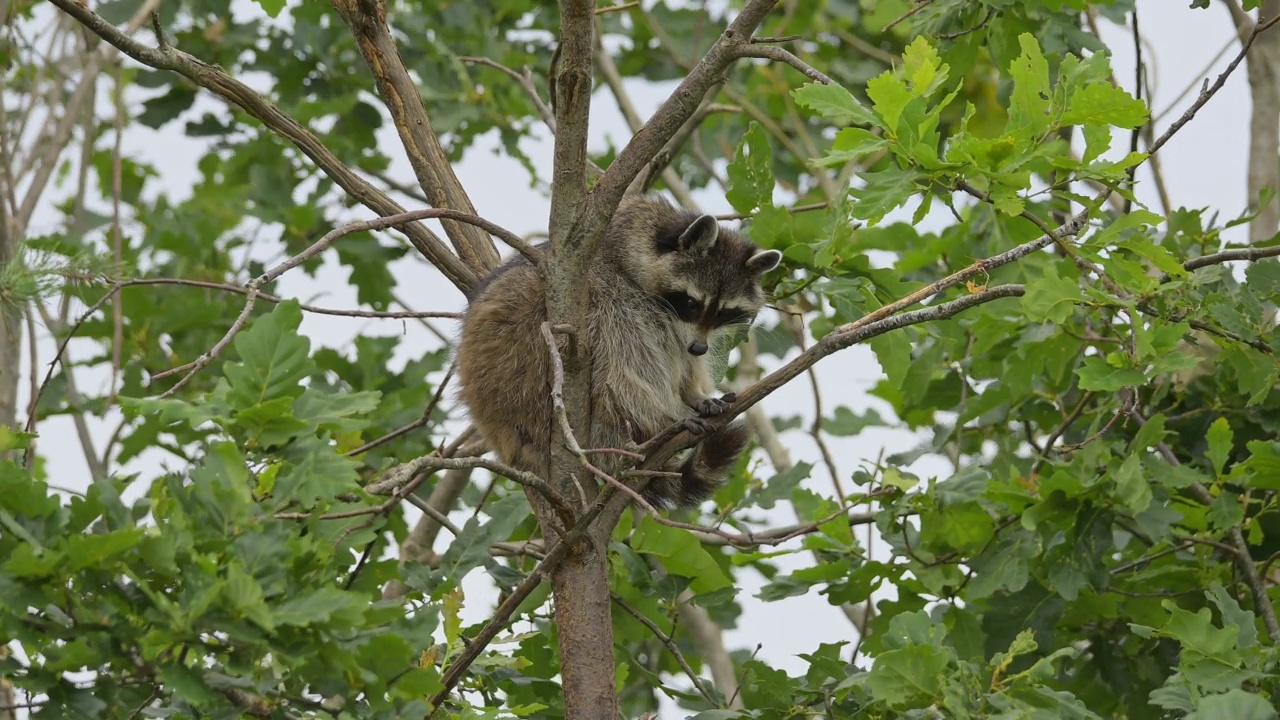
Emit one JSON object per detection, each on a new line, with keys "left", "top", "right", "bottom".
{"left": 365, "top": 453, "right": 575, "bottom": 529}
{"left": 150, "top": 208, "right": 521, "bottom": 395}
{"left": 460, "top": 56, "right": 559, "bottom": 135}
{"left": 346, "top": 363, "right": 456, "bottom": 457}
{"left": 884, "top": 0, "right": 935, "bottom": 31}
{"left": 613, "top": 597, "right": 718, "bottom": 706}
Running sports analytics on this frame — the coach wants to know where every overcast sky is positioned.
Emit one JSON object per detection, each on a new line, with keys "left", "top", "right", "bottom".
{"left": 15, "top": 0, "right": 1260, "bottom": 707}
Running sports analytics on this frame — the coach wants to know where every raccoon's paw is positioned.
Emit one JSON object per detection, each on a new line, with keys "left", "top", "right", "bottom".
{"left": 682, "top": 417, "right": 716, "bottom": 435}
{"left": 692, "top": 392, "right": 737, "bottom": 418}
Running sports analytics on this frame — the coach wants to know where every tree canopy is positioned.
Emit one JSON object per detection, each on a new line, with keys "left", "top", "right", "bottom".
{"left": 4, "top": 0, "right": 1280, "bottom": 718}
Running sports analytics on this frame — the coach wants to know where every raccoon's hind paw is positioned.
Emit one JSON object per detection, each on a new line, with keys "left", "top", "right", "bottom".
{"left": 692, "top": 392, "right": 737, "bottom": 417}
{"left": 683, "top": 417, "right": 715, "bottom": 435}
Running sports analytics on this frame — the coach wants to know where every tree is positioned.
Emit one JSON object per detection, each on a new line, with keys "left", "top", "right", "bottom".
{"left": 3, "top": 0, "right": 1280, "bottom": 717}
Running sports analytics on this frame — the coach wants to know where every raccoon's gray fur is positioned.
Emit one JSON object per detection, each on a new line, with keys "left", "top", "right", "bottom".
{"left": 455, "top": 195, "right": 782, "bottom": 509}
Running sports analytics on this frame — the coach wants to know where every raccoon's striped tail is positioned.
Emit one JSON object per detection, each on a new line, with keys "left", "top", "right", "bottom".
{"left": 640, "top": 421, "right": 752, "bottom": 509}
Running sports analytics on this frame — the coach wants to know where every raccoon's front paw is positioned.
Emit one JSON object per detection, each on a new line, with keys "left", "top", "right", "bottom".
{"left": 692, "top": 392, "right": 737, "bottom": 418}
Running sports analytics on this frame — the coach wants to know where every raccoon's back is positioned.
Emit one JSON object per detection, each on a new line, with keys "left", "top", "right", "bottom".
{"left": 455, "top": 260, "right": 555, "bottom": 472}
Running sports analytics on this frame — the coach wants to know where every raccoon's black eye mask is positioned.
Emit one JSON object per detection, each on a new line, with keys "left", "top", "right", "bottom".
{"left": 660, "top": 291, "right": 703, "bottom": 322}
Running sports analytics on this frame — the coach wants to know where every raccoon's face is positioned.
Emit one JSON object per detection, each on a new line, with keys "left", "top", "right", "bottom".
{"left": 642, "top": 209, "right": 782, "bottom": 356}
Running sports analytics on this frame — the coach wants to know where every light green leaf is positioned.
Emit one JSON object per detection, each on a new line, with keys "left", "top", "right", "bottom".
{"left": 1188, "top": 690, "right": 1278, "bottom": 720}
{"left": 1007, "top": 34, "right": 1052, "bottom": 140}
{"left": 631, "top": 515, "right": 732, "bottom": 595}
{"left": 1062, "top": 82, "right": 1149, "bottom": 129}
{"left": 866, "top": 72, "right": 913, "bottom": 133}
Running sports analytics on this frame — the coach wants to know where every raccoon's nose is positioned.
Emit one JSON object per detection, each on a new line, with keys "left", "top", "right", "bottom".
{"left": 688, "top": 339, "right": 708, "bottom": 356}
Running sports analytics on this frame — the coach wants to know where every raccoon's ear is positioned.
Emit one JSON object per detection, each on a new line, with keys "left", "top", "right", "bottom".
{"left": 745, "top": 249, "right": 782, "bottom": 274}
{"left": 677, "top": 215, "right": 720, "bottom": 254}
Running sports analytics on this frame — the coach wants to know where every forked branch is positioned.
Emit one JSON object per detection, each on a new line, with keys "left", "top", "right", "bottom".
{"left": 332, "top": 0, "right": 500, "bottom": 273}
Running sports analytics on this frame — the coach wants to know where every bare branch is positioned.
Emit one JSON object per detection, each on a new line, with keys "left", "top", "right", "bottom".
{"left": 366, "top": 452, "right": 575, "bottom": 529}
{"left": 47, "top": 0, "right": 479, "bottom": 292}
{"left": 382, "top": 465, "right": 474, "bottom": 600}
{"left": 730, "top": 44, "right": 832, "bottom": 84}
{"left": 594, "top": 20, "right": 697, "bottom": 208}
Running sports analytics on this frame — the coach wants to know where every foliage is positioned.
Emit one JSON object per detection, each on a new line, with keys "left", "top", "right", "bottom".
{"left": 4, "top": 0, "right": 1280, "bottom": 718}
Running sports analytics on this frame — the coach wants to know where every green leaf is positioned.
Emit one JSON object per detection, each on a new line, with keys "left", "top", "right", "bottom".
{"left": 438, "top": 493, "right": 532, "bottom": 589}
{"left": 251, "top": 0, "right": 286, "bottom": 18}
{"left": 1206, "top": 582, "right": 1258, "bottom": 649}
{"left": 1021, "top": 272, "right": 1082, "bottom": 323}
{"left": 274, "top": 587, "right": 365, "bottom": 628}
{"left": 223, "top": 300, "right": 314, "bottom": 409}
{"left": 1187, "top": 690, "right": 1278, "bottom": 720}
{"left": 1007, "top": 34, "right": 1052, "bottom": 140}
{"left": 1221, "top": 345, "right": 1278, "bottom": 405}
{"left": 1242, "top": 441, "right": 1280, "bottom": 490}
{"left": 792, "top": 82, "right": 878, "bottom": 126}
{"left": 1112, "top": 455, "right": 1152, "bottom": 515}
{"left": 866, "top": 72, "right": 913, "bottom": 133}
{"left": 851, "top": 166, "right": 921, "bottom": 225}
{"left": 750, "top": 461, "right": 813, "bottom": 510}
{"left": 226, "top": 562, "right": 275, "bottom": 631}
{"left": 1207, "top": 417, "right": 1233, "bottom": 476}
{"left": 236, "top": 397, "right": 312, "bottom": 448}
{"left": 158, "top": 664, "right": 220, "bottom": 705}
{"left": 631, "top": 515, "right": 732, "bottom": 595}
{"left": 293, "top": 388, "right": 382, "bottom": 432}
{"left": 726, "top": 122, "right": 774, "bottom": 214}
{"left": 1076, "top": 356, "right": 1145, "bottom": 391}
{"left": 1062, "top": 82, "right": 1149, "bottom": 129}
{"left": 922, "top": 502, "right": 993, "bottom": 554}
{"left": 866, "top": 612, "right": 951, "bottom": 706}
{"left": 824, "top": 406, "right": 885, "bottom": 436}
{"left": 1131, "top": 412, "right": 1169, "bottom": 451}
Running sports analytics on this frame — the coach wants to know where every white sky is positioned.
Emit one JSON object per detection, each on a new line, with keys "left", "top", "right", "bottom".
{"left": 13, "top": 0, "right": 1259, "bottom": 712}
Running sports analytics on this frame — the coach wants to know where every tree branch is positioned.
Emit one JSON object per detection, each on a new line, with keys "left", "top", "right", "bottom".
{"left": 332, "top": 0, "right": 500, "bottom": 273}
{"left": 729, "top": 43, "right": 832, "bottom": 84}
{"left": 1128, "top": 408, "right": 1280, "bottom": 642}
{"left": 146, "top": 208, "right": 521, "bottom": 396}
{"left": 47, "top": 0, "right": 479, "bottom": 292}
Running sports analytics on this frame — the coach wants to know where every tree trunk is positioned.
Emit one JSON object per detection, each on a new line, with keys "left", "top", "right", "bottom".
{"left": 1233, "top": 0, "right": 1280, "bottom": 242}
{"left": 0, "top": 203, "right": 19, "bottom": 437}
{"left": 0, "top": 191, "right": 18, "bottom": 720}
{"left": 550, "top": 540, "right": 619, "bottom": 718}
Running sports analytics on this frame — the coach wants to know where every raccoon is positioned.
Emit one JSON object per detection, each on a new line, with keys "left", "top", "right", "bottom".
{"left": 455, "top": 195, "right": 782, "bottom": 509}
